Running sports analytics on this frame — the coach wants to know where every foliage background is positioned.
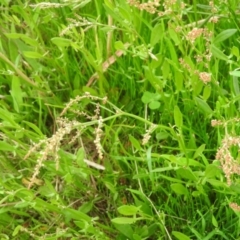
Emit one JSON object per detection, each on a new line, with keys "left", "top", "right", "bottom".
{"left": 1, "top": 0, "right": 240, "bottom": 239}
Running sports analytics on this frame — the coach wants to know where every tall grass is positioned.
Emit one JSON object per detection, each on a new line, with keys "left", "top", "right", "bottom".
{"left": 0, "top": 0, "right": 240, "bottom": 239}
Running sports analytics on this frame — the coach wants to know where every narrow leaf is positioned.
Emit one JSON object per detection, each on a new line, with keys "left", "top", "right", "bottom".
{"left": 194, "top": 97, "right": 213, "bottom": 116}
{"left": 113, "top": 223, "right": 133, "bottom": 239}
{"left": 172, "top": 231, "right": 191, "bottom": 240}
{"left": 11, "top": 76, "right": 23, "bottom": 113}
{"left": 231, "top": 46, "right": 239, "bottom": 58}
{"left": 23, "top": 121, "right": 44, "bottom": 136}
{"left": 23, "top": 51, "right": 43, "bottom": 59}
{"left": 118, "top": 205, "right": 141, "bottom": 216}
{"left": 193, "top": 144, "right": 205, "bottom": 159}
{"left": 62, "top": 208, "right": 91, "bottom": 222}
{"left": 111, "top": 217, "right": 136, "bottom": 224}
{"left": 230, "top": 71, "right": 240, "bottom": 77}
{"left": 51, "top": 37, "right": 72, "bottom": 47}
{"left": 174, "top": 105, "right": 183, "bottom": 128}
{"left": 210, "top": 45, "right": 229, "bottom": 61}
{"left": 212, "top": 215, "right": 218, "bottom": 228}
{"left": 151, "top": 23, "right": 163, "bottom": 46}
{"left": 129, "top": 135, "right": 141, "bottom": 151}
{"left": 0, "top": 141, "right": 15, "bottom": 151}
{"left": 202, "top": 86, "right": 211, "bottom": 101}
{"left": 176, "top": 168, "right": 197, "bottom": 181}
{"left": 213, "top": 29, "right": 237, "bottom": 44}
{"left": 204, "top": 164, "right": 220, "bottom": 178}
{"left": 171, "top": 183, "right": 189, "bottom": 196}
{"left": 76, "top": 148, "right": 85, "bottom": 167}
{"left": 21, "top": 35, "right": 38, "bottom": 47}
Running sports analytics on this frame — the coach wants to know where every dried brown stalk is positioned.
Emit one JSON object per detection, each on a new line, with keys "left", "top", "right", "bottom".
{"left": 86, "top": 43, "right": 130, "bottom": 87}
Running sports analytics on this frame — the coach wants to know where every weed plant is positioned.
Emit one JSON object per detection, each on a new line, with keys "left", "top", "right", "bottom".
{"left": 1, "top": 0, "right": 240, "bottom": 239}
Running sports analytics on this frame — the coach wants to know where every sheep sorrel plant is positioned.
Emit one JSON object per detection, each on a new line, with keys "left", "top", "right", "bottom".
{"left": 212, "top": 118, "right": 240, "bottom": 212}
{"left": 1, "top": 0, "right": 240, "bottom": 239}
{"left": 1, "top": 91, "right": 183, "bottom": 239}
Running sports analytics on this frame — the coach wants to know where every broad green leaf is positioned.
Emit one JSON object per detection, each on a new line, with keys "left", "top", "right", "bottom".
{"left": 141, "top": 91, "right": 154, "bottom": 104}
{"left": 192, "top": 191, "right": 201, "bottom": 197}
{"left": 113, "top": 223, "right": 133, "bottom": 239}
{"left": 126, "top": 189, "right": 147, "bottom": 200}
{"left": 38, "top": 180, "right": 56, "bottom": 198}
{"left": 5, "top": 33, "right": 23, "bottom": 39}
{"left": 82, "top": 86, "right": 98, "bottom": 96}
{"left": 78, "top": 201, "right": 93, "bottom": 214}
{"left": 23, "top": 51, "right": 43, "bottom": 59}
{"left": 51, "top": 37, "right": 72, "bottom": 47}
{"left": 174, "top": 105, "right": 183, "bottom": 128}
{"left": 14, "top": 188, "right": 35, "bottom": 199}
{"left": 12, "top": 225, "right": 22, "bottom": 236}
{"left": 76, "top": 148, "right": 85, "bottom": 167}
{"left": 104, "top": 181, "right": 117, "bottom": 194}
{"left": 150, "top": 53, "right": 164, "bottom": 69}
{"left": 73, "top": 0, "right": 91, "bottom": 9}
{"left": 213, "top": 29, "right": 237, "bottom": 44}
{"left": 230, "top": 71, "right": 240, "bottom": 77}
{"left": 21, "top": 35, "right": 38, "bottom": 47}
{"left": 202, "top": 229, "right": 220, "bottom": 240}
{"left": 172, "top": 231, "right": 191, "bottom": 240}
{"left": 151, "top": 166, "right": 175, "bottom": 173}
{"left": 229, "top": 184, "right": 240, "bottom": 194}
{"left": 162, "top": 60, "right": 170, "bottom": 79}
{"left": 204, "top": 164, "right": 220, "bottom": 178}
{"left": 207, "top": 179, "right": 227, "bottom": 188}
{"left": 212, "top": 215, "right": 218, "bottom": 228}
{"left": 160, "top": 154, "right": 204, "bottom": 167}
{"left": 0, "top": 141, "right": 15, "bottom": 151}
{"left": 129, "top": 135, "right": 141, "bottom": 151}
{"left": 168, "top": 27, "right": 180, "bottom": 45}
{"left": 35, "top": 198, "right": 60, "bottom": 212}
{"left": 119, "top": 5, "right": 132, "bottom": 22}
{"left": 231, "top": 73, "right": 240, "bottom": 108}
{"left": 117, "top": 205, "right": 141, "bottom": 216}
{"left": 11, "top": 76, "right": 23, "bottom": 113}
{"left": 111, "top": 217, "right": 136, "bottom": 224}
{"left": 114, "top": 41, "right": 125, "bottom": 51}
{"left": 23, "top": 121, "right": 44, "bottom": 136}
{"left": 73, "top": 220, "right": 86, "bottom": 229}
{"left": 194, "top": 97, "right": 213, "bottom": 116}
{"left": 231, "top": 46, "right": 239, "bottom": 58}
{"left": 210, "top": 44, "right": 229, "bottom": 61}
{"left": 146, "top": 146, "right": 153, "bottom": 180}
{"left": 189, "top": 226, "right": 203, "bottom": 239}
{"left": 104, "top": 0, "right": 114, "bottom": 9}
{"left": 62, "top": 208, "right": 91, "bottom": 222}
{"left": 202, "top": 85, "right": 211, "bottom": 101}
{"left": 14, "top": 201, "right": 31, "bottom": 208}
{"left": 193, "top": 79, "right": 203, "bottom": 96}
{"left": 149, "top": 100, "right": 160, "bottom": 109}
{"left": 151, "top": 23, "right": 163, "bottom": 47}
{"left": 143, "top": 66, "right": 163, "bottom": 90}
{"left": 133, "top": 233, "right": 142, "bottom": 240}
{"left": 171, "top": 183, "right": 189, "bottom": 196}
{"left": 141, "top": 91, "right": 161, "bottom": 106}
{"left": 156, "top": 131, "right": 169, "bottom": 140}
{"left": 176, "top": 168, "right": 197, "bottom": 181}
{"left": 175, "top": 71, "right": 183, "bottom": 92}
{"left": 165, "top": 38, "right": 178, "bottom": 63}
{"left": 193, "top": 144, "right": 205, "bottom": 159}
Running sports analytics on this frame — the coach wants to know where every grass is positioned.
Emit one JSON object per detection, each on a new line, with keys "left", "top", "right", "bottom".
{"left": 1, "top": 0, "right": 240, "bottom": 239}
